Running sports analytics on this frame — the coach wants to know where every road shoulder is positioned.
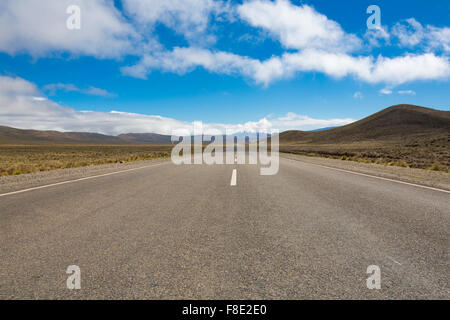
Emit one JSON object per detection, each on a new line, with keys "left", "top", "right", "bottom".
{"left": 281, "top": 153, "right": 450, "bottom": 191}
{"left": 0, "top": 158, "right": 170, "bottom": 195}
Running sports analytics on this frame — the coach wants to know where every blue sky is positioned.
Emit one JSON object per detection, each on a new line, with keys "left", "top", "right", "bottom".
{"left": 0, "top": 0, "right": 449, "bottom": 135}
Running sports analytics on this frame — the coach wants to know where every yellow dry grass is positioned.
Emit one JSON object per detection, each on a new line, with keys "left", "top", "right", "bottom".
{"left": 0, "top": 145, "right": 172, "bottom": 176}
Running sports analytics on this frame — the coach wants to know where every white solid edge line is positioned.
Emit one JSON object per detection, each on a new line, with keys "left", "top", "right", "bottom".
{"left": 0, "top": 161, "right": 170, "bottom": 198}
{"left": 284, "top": 158, "right": 450, "bottom": 194}
{"left": 230, "top": 169, "right": 237, "bottom": 186}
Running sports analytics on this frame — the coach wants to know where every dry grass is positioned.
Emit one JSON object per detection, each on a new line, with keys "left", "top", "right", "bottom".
{"left": 0, "top": 145, "right": 172, "bottom": 176}
{"left": 280, "top": 135, "right": 450, "bottom": 172}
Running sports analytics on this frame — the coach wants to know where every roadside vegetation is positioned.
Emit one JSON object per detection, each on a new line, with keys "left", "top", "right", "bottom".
{"left": 280, "top": 136, "right": 450, "bottom": 173}
{"left": 0, "top": 145, "right": 172, "bottom": 176}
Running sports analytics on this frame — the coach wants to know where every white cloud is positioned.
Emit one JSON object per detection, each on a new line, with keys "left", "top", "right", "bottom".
{"left": 379, "top": 88, "right": 392, "bottom": 95}
{"left": 43, "top": 83, "right": 116, "bottom": 97}
{"left": 43, "top": 83, "right": 78, "bottom": 95}
{"left": 0, "top": 75, "right": 38, "bottom": 95}
{"left": 0, "top": 0, "right": 137, "bottom": 58}
{"left": 123, "top": 46, "right": 450, "bottom": 87}
{"left": 121, "top": 46, "right": 292, "bottom": 85}
{"left": 353, "top": 92, "right": 363, "bottom": 99}
{"left": 397, "top": 90, "right": 416, "bottom": 95}
{"left": 32, "top": 97, "right": 48, "bottom": 102}
{"left": 122, "top": 47, "right": 262, "bottom": 80}
{"left": 0, "top": 75, "right": 354, "bottom": 135}
{"left": 392, "top": 18, "right": 424, "bottom": 47}
{"left": 364, "top": 26, "right": 390, "bottom": 47}
{"left": 280, "top": 50, "right": 372, "bottom": 82}
{"left": 238, "top": 0, "right": 360, "bottom": 52}
{"left": 119, "top": 2, "right": 450, "bottom": 87}
{"left": 0, "top": 0, "right": 449, "bottom": 90}
{"left": 369, "top": 53, "right": 449, "bottom": 84}
{"left": 84, "top": 87, "right": 116, "bottom": 97}
{"left": 237, "top": 32, "right": 267, "bottom": 44}
{"left": 278, "top": 50, "right": 450, "bottom": 86}
{"left": 122, "top": 0, "right": 230, "bottom": 45}
{"left": 271, "top": 112, "right": 353, "bottom": 132}
{"left": 427, "top": 26, "right": 450, "bottom": 53}
{"left": 392, "top": 18, "right": 450, "bottom": 53}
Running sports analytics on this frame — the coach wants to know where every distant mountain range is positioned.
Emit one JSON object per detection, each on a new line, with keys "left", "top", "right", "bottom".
{"left": 0, "top": 126, "right": 173, "bottom": 144}
{"left": 0, "top": 105, "right": 448, "bottom": 145}
{"left": 117, "top": 133, "right": 173, "bottom": 144}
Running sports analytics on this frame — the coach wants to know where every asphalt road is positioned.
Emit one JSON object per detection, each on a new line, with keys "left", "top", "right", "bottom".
{"left": 1, "top": 157, "right": 449, "bottom": 299}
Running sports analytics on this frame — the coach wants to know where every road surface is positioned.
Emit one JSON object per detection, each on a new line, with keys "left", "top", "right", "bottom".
{"left": 1, "top": 156, "right": 449, "bottom": 299}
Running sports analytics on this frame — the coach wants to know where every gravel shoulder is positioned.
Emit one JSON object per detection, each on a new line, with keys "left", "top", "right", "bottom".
{"left": 281, "top": 153, "right": 450, "bottom": 191}
{"left": 0, "top": 158, "right": 170, "bottom": 194}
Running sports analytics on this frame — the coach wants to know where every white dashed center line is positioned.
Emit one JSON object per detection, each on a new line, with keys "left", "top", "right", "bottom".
{"left": 230, "top": 169, "right": 237, "bottom": 186}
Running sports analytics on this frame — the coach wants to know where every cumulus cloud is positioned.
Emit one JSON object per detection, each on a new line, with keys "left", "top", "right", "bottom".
{"left": 364, "top": 26, "right": 390, "bottom": 47}
{"left": 392, "top": 18, "right": 450, "bottom": 53}
{"left": 122, "top": 47, "right": 262, "bottom": 80}
{"left": 121, "top": 1, "right": 450, "bottom": 87}
{"left": 0, "top": 0, "right": 449, "bottom": 89}
{"left": 123, "top": 47, "right": 450, "bottom": 86}
{"left": 392, "top": 18, "right": 425, "bottom": 47}
{"left": 0, "top": 0, "right": 137, "bottom": 58}
{"left": 277, "top": 50, "right": 450, "bottom": 86}
{"left": 43, "top": 83, "right": 116, "bottom": 97}
{"left": 0, "top": 75, "right": 353, "bottom": 135}
{"left": 427, "top": 26, "right": 450, "bottom": 53}
{"left": 122, "top": 0, "right": 230, "bottom": 45}
{"left": 0, "top": 75, "right": 38, "bottom": 95}
{"left": 238, "top": 0, "right": 360, "bottom": 52}
{"left": 368, "top": 53, "right": 449, "bottom": 84}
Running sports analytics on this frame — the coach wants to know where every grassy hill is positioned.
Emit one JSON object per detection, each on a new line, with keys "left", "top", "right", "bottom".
{"left": 281, "top": 105, "right": 449, "bottom": 143}
{"left": 279, "top": 105, "right": 450, "bottom": 170}
{"left": 0, "top": 126, "right": 172, "bottom": 144}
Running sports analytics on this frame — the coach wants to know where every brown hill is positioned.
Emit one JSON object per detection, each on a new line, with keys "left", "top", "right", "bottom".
{"left": 279, "top": 104, "right": 450, "bottom": 170}
{"left": 0, "top": 126, "right": 121, "bottom": 144}
{"left": 280, "top": 104, "right": 450, "bottom": 144}
{"left": 0, "top": 126, "right": 172, "bottom": 144}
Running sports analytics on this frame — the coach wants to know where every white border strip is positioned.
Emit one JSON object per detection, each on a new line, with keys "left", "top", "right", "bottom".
{"left": 285, "top": 158, "right": 450, "bottom": 194}
{"left": 0, "top": 162, "right": 170, "bottom": 198}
